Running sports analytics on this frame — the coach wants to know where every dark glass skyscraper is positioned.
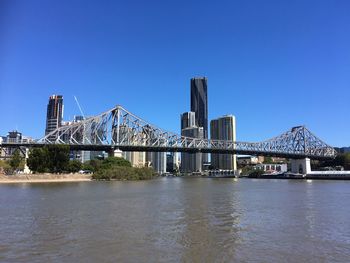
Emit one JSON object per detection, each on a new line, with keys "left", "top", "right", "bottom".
{"left": 190, "top": 77, "right": 208, "bottom": 164}
{"left": 190, "top": 77, "right": 208, "bottom": 139}
{"left": 45, "top": 95, "right": 64, "bottom": 136}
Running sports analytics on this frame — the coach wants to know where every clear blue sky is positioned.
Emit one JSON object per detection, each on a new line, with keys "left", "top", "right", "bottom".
{"left": 0, "top": 0, "right": 349, "bottom": 146}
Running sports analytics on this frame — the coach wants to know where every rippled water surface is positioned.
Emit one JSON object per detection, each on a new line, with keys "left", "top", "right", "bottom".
{"left": 1, "top": 178, "right": 350, "bottom": 262}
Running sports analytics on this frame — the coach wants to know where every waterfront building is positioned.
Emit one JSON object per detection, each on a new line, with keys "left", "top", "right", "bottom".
{"left": 190, "top": 77, "right": 208, "bottom": 164}
{"left": 181, "top": 126, "right": 204, "bottom": 173}
{"left": 118, "top": 124, "right": 147, "bottom": 167}
{"left": 6, "top": 131, "right": 23, "bottom": 156}
{"left": 146, "top": 152, "right": 166, "bottom": 174}
{"left": 237, "top": 156, "right": 259, "bottom": 165}
{"left": 22, "top": 136, "right": 33, "bottom": 143}
{"left": 123, "top": 151, "right": 146, "bottom": 168}
{"left": 210, "top": 115, "right": 237, "bottom": 171}
{"left": 136, "top": 125, "right": 167, "bottom": 174}
{"left": 0, "top": 131, "right": 33, "bottom": 158}
{"left": 71, "top": 115, "right": 91, "bottom": 163}
{"left": 45, "top": 95, "right": 64, "bottom": 140}
{"left": 6, "top": 130, "right": 22, "bottom": 143}
{"left": 166, "top": 152, "right": 179, "bottom": 173}
{"left": 256, "top": 163, "right": 288, "bottom": 173}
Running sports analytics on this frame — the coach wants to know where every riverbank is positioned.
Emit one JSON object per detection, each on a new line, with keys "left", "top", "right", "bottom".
{"left": 0, "top": 173, "right": 92, "bottom": 184}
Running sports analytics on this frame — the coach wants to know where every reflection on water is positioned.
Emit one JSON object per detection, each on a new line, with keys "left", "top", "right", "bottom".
{"left": 1, "top": 179, "right": 350, "bottom": 262}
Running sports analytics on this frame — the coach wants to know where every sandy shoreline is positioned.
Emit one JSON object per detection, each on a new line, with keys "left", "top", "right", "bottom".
{"left": 0, "top": 173, "right": 92, "bottom": 184}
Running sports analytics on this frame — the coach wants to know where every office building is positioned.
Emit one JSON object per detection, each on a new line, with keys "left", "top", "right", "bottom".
{"left": 118, "top": 125, "right": 147, "bottom": 167}
{"left": 237, "top": 156, "right": 259, "bottom": 165}
{"left": 123, "top": 151, "right": 146, "bottom": 168}
{"left": 45, "top": 95, "right": 64, "bottom": 139}
{"left": 6, "top": 130, "right": 22, "bottom": 143}
{"left": 69, "top": 115, "right": 92, "bottom": 163}
{"left": 8, "top": 131, "right": 23, "bottom": 156}
{"left": 190, "top": 77, "right": 208, "bottom": 136}
{"left": 181, "top": 126, "right": 204, "bottom": 173}
{"left": 180, "top": 111, "right": 203, "bottom": 173}
{"left": 190, "top": 77, "right": 208, "bottom": 164}
{"left": 181, "top": 111, "right": 196, "bottom": 130}
{"left": 166, "top": 152, "right": 179, "bottom": 173}
{"left": 0, "top": 131, "right": 33, "bottom": 158}
{"left": 210, "top": 115, "right": 237, "bottom": 171}
{"left": 146, "top": 152, "right": 166, "bottom": 174}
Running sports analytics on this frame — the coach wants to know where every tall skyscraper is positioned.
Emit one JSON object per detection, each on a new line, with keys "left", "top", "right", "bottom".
{"left": 45, "top": 95, "right": 64, "bottom": 136}
{"left": 190, "top": 77, "right": 208, "bottom": 138}
{"left": 190, "top": 77, "right": 208, "bottom": 165}
{"left": 210, "top": 115, "right": 237, "bottom": 171}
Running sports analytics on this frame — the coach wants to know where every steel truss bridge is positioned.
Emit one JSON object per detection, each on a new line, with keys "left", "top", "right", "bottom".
{"left": 1, "top": 105, "right": 336, "bottom": 160}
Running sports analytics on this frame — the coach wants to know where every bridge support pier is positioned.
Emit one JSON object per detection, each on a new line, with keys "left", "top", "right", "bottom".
{"left": 23, "top": 148, "right": 31, "bottom": 174}
{"left": 108, "top": 148, "right": 123, "bottom": 158}
{"left": 290, "top": 158, "right": 311, "bottom": 174}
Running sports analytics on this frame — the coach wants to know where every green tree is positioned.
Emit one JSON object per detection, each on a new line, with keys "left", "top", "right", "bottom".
{"left": 92, "top": 166, "right": 155, "bottom": 181}
{"left": 82, "top": 162, "right": 94, "bottom": 172}
{"left": 46, "top": 145, "right": 70, "bottom": 173}
{"left": 27, "top": 145, "right": 70, "bottom": 173}
{"left": 241, "top": 166, "right": 255, "bottom": 175}
{"left": 248, "top": 169, "right": 265, "bottom": 178}
{"left": 84, "top": 159, "right": 103, "bottom": 172}
{"left": 27, "top": 147, "right": 49, "bottom": 173}
{"left": 344, "top": 153, "right": 350, "bottom": 170}
{"left": 66, "top": 160, "right": 82, "bottom": 173}
{"left": 0, "top": 159, "right": 12, "bottom": 175}
{"left": 320, "top": 153, "right": 350, "bottom": 170}
{"left": 101, "top": 157, "right": 131, "bottom": 170}
{"left": 263, "top": 157, "right": 273, "bottom": 164}
{"left": 9, "top": 149, "right": 24, "bottom": 171}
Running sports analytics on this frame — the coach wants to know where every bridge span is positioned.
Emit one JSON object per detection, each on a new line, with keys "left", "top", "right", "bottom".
{"left": 1, "top": 105, "right": 337, "bottom": 160}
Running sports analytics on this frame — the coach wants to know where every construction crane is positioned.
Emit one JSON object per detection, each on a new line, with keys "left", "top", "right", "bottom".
{"left": 74, "top": 96, "right": 85, "bottom": 119}
{"left": 73, "top": 96, "right": 86, "bottom": 162}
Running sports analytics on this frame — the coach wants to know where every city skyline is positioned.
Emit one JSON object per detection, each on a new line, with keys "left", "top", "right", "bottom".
{"left": 1, "top": 0, "right": 349, "bottom": 147}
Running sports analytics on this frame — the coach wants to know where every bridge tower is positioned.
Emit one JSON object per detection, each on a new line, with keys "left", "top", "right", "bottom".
{"left": 109, "top": 149, "right": 123, "bottom": 158}
{"left": 290, "top": 158, "right": 311, "bottom": 174}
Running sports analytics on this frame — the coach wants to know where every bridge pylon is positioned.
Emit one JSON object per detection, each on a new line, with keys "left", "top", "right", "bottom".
{"left": 290, "top": 158, "right": 311, "bottom": 174}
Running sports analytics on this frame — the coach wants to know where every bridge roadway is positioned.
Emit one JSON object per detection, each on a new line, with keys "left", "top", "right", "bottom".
{"left": 0, "top": 142, "right": 334, "bottom": 160}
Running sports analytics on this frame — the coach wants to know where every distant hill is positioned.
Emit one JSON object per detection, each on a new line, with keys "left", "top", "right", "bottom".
{"left": 335, "top": 147, "right": 350, "bottom": 153}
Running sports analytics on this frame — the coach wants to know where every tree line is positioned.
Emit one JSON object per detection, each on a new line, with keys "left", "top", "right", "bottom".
{"left": 26, "top": 145, "right": 83, "bottom": 173}
{"left": 0, "top": 144, "right": 156, "bottom": 180}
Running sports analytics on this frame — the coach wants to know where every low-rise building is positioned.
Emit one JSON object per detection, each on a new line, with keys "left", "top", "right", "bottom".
{"left": 256, "top": 163, "right": 288, "bottom": 173}
{"left": 237, "top": 156, "right": 259, "bottom": 165}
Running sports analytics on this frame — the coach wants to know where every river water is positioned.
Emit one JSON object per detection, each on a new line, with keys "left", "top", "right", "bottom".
{"left": 0, "top": 178, "right": 349, "bottom": 262}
